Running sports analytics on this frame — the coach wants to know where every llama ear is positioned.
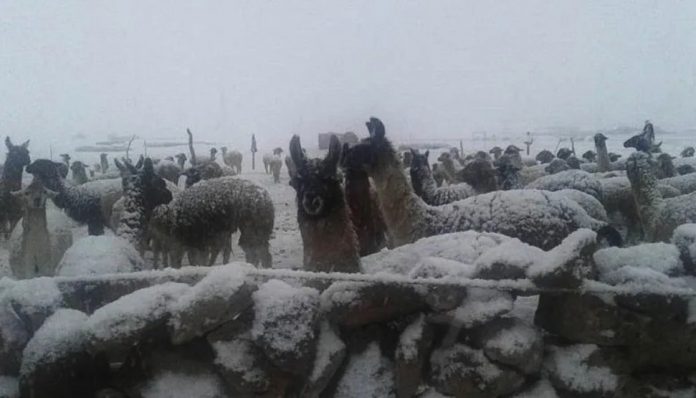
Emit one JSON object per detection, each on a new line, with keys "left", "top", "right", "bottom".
{"left": 325, "top": 135, "right": 341, "bottom": 173}
{"left": 135, "top": 155, "right": 144, "bottom": 170}
{"left": 367, "top": 117, "right": 385, "bottom": 140}
{"left": 289, "top": 135, "right": 306, "bottom": 170}
{"left": 21, "top": 140, "right": 29, "bottom": 149}
{"left": 114, "top": 158, "right": 125, "bottom": 172}
{"left": 424, "top": 150, "right": 429, "bottom": 161}
{"left": 143, "top": 158, "right": 155, "bottom": 175}
{"left": 5, "top": 137, "right": 12, "bottom": 150}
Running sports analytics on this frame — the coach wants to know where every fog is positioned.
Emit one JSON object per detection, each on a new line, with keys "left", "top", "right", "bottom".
{"left": 2, "top": 0, "right": 696, "bottom": 150}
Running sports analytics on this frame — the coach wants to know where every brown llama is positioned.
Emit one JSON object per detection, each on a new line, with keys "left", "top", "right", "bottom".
{"left": 0, "top": 137, "right": 31, "bottom": 239}
{"left": 289, "top": 135, "right": 360, "bottom": 272}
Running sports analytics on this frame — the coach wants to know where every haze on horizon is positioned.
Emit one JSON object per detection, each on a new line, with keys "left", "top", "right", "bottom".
{"left": 2, "top": 0, "right": 696, "bottom": 149}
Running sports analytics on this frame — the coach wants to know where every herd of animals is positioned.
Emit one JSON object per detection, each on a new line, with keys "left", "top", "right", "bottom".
{"left": 1, "top": 118, "right": 696, "bottom": 280}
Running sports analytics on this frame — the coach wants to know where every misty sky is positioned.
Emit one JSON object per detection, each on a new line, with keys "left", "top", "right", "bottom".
{"left": 2, "top": 1, "right": 696, "bottom": 148}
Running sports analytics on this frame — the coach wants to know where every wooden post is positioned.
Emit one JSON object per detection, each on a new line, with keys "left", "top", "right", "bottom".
{"left": 251, "top": 134, "right": 257, "bottom": 170}
{"left": 459, "top": 140, "right": 464, "bottom": 157}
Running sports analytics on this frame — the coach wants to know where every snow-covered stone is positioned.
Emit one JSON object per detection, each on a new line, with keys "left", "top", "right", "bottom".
{"left": 672, "top": 223, "right": 696, "bottom": 274}
{"left": 430, "top": 288, "right": 514, "bottom": 332}
{"left": 335, "top": 342, "right": 395, "bottom": 398}
{"left": 302, "top": 321, "right": 347, "bottom": 398}
{"left": 211, "top": 337, "right": 271, "bottom": 393}
{"left": 251, "top": 279, "right": 320, "bottom": 375}
{"left": 2, "top": 277, "right": 63, "bottom": 333}
{"left": 56, "top": 235, "right": 147, "bottom": 276}
{"left": 169, "top": 265, "right": 255, "bottom": 344}
{"left": 527, "top": 229, "right": 597, "bottom": 288}
{"left": 140, "top": 369, "right": 227, "bottom": 398}
{"left": 594, "top": 243, "right": 684, "bottom": 284}
{"left": 473, "top": 239, "right": 542, "bottom": 280}
{"left": 481, "top": 318, "right": 543, "bottom": 375}
{"left": 395, "top": 314, "right": 432, "bottom": 398}
{"left": 544, "top": 344, "right": 619, "bottom": 397}
{"left": 511, "top": 379, "right": 558, "bottom": 398}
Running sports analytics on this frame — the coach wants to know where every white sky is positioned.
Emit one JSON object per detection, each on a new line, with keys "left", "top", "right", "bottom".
{"left": 2, "top": 0, "right": 696, "bottom": 147}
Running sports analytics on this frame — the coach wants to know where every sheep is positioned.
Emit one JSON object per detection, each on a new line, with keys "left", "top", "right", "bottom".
{"left": 457, "top": 158, "right": 498, "bottom": 193}
{"left": 269, "top": 155, "right": 282, "bottom": 183}
{"left": 535, "top": 150, "right": 555, "bottom": 164}
{"left": 221, "top": 146, "right": 243, "bottom": 174}
{"left": 345, "top": 117, "right": 620, "bottom": 250}
{"left": 681, "top": 147, "right": 695, "bottom": 158}
{"left": 25, "top": 159, "right": 122, "bottom": 235}
{"left": 409, "top": 150, "right": 475, "bottom": 205}
{"left": 70, "top": 161, "right": 89, "bottom": 185}
{"left": 0, "top": 137, "right": 30, "bottom": 239}
{"left": 626, "top": 151, "right": 696, "bottom": 242}
{"left": 149, "top": 176, "right": 274, "bottom": 267}
{"left": 8, "top": 179, "right": 61, "bottom": 278}
{"left": 262, "top": 153, "right": 273, "bottom": 174}
{"left": 289, "top": 135, "right": 360, "bottom": 272}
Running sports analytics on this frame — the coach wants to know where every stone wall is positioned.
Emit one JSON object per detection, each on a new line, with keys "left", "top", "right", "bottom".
{"left": 1, "top": 263, "right": 695, "bottom": 398}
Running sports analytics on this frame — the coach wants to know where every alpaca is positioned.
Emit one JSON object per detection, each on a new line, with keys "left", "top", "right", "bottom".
{"left": 269, "top": 155, "right": 282, "bottom": 183}
{"left": 457, "top": 158, "right": 498, "bottom": 193}
{"left": 175, "top": 153, "right": 187, "bottom": 169}
{"left": 409, "top": 150, "right": 475, "bottom": 205}
{"left": 566, "top": 156, "right": 581, "bottom": 169}
{"left": 8, "top": 178, "right": 55, "bottom": 278}
{"left": 655, "top": 153, "right": 677, "bottom": 179}
{"left": 221, "top": 147, "right": 243, "bottom": 174}
{"left": 182, "top": 161, "right": 223, "bottom": 188}
{"left": 626, "top": 151, "right": 696, "bottom": 242}
{"left": 155, "top": 157, "right": 182, "bottom": 184}
{"left": 149, "top": 176, "right": 274, "bottom": 267}
{"left": 70, "top": 161, "right": 89, "bottom": 185}
{"left": 681, "top": 147, "right": 695, "bottom": 158}
{"left": 545, "top": 158, "right": 569, "bottom": 174}
{"left": 582, "top": 150, "right": 596, "bottom": 162}
{"left": 26, "top": 159, "right": 121, "bottom": 235}
{"left": 437, "top": 152, "right": 462, "bottom": 183}
{"left": 209, "top": 147, "right": 218, "bottom": 162}
{"left": 100, "top": 153, "right": 109, "bottom": 173}
{"left": 262, "top": 153, "right": 273, "bottom": 174}
{"left": 496, "top": 154, "right": 522, "bottom": 190}
{"left": 345, "top": 117, "right": 619, "bottom": 250}
{"left": 535, "top": 150, "right": 555, "bottom": 164}
{"left": 594, "top": 133, "right": 613, "bottom": 172}
{"left": 289, "top": 135, "right": 360, "bottom": 272}
{"left": 0, "top": 137, "right": 30, "bottom": 239}
{"left": 489, "top": 146, "right": 503, "bottom": 161}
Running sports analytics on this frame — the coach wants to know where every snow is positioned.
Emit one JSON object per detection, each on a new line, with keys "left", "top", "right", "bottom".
{"left": 309, "top": 321, "right": 345, "bottom": 383}
{"left": 251, "top": 279, "right": 319, "bottom": 355}
{"left": 672, "top": 223, "right": 696, "bottom": 263}
{"left": 20, "top": 308, "right": 88, "bottom": 375}
{"left": 211, "top": 339, "right": 268, "bottom": 386}
{"left": 526, "top": 229, "right": 596, "bottom": 279}
{"left": 525, "top": 170, "right": 603, "bottom": 200}
{"left": 56, "top": 235, "right": 147, "bottom": 276}
{"left": 474, "top": 239, "right": 543, "bottom": 278}
{"left": 485, "top": 321, "right": 539, "bottom": 356}
{"left": 1, "top": 277, "right": 63, "bottom": 315}
{"left": 545, "top": 344, "right": 618, "bottom": 393}
{"left": 448, "top": 288, "right": 513, "bottom": 327}
{"left": 397, "top": 314, "right": 426, "bottom": 361}
{"left": 335, "top": 342, "right": 395, "bottom": 398}
{"left": 140, "top": 370, "right": 226, "bottom": 398}
{"left": 512, "top": 379, "right": 558, "bottom": 398}
{"left": 431, "top": 344, "right": 502, "bottom": 383}
{"left": 408, "top": 257, "right": 476, "bottom": 279}
{"left": 86, "top": 282, "right": 189, "bottom": 344}
{"left": 594, "top": 243, "right": 684, "bottom": 286}
{"left": 0, "top": 375, "right": 18, "bottom": 398}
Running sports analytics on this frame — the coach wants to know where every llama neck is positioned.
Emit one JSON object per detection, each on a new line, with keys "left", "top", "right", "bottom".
{"left": 22, "top": 208, "right": 48, "bottom": 234}
{"left": 344, "top": 170, "right": 383, "bottom": 256}
{"left": 596, "top": 141, "right": 611, "bottom": 171}
{"left": 299, "top": 204, "right": 360, "bottom": 272}
{"left": 410, "top": 166, "right": 438, "bottom": 201}
{"left": 370, "top": 152, "right": 428, "bottom": 246}
{"left": 630, "top": 170, "right": 665, "bottom": 240}
{"left": 1, "top": 160, "right": 24, "bottom": 192}
{"left": 118, "top": 188, "right": 147, "bottom": 248}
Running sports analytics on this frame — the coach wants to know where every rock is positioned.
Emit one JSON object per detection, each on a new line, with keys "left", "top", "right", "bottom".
{"left": 544, "top": 344, "right": 621, "bottom": 398}
{"left": 251, "top": 279, "right": 320, "bottom": 376}
{"left": 511, "top": 379, "right": 558, "bottom": 397}
{"left": 480, "top": 317, "right": 543, "bottom": 375}
{"left": 334, "top": 342, "right": 395, "bottom": 398}
{"left": 473, "top": 240, "right": 541, "bottom": 280}
{"left": 301, "top": 321, "right": 347, "bottom": 398}
{"left": 211, "top": 337, "right": 272, "bottom": 393}
{"left": 85, "top": 282, "right": 190, "bottom": 357}
{"left": 625, "top": 320, "right": 696, "bottom": 371}
{"left": 138, "top": 367, "right": 229, "bottom": 398}
{"left": 19, "top": 309, "right": 108, "bottom": 398}
{"left": 169, "top": 266, "right": 256, "bottom": 344}
{"left": 618, "top": 375, "right": 695, "bottom": 398}
{"left": 534, "top": 293, "right": 649, "bottom": 346}
{"left": 527, "top": 229, "right": 597, "bottom": 289}
{"left": 429, "top": 344, "right": 525, "bottom": 398}
{"left": 321, "top": 281, "right": 428, "bottom": 327}
{"left": 3, "top": 278, "right": 63, "bottom": 333}
{"left": 95, "top": 388, "right": 128, "bottom": 398}
{"left": 0, "top": 298, "right": 30, "bottom": 375}
{"left": 395, "top": 314, "right": 433, "bottom": 398}
{"left": 614, "top": 292, "right": 687, "bottom": 323}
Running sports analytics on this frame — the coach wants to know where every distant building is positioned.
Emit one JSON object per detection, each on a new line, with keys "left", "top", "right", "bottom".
{"left": 318, "top": 132, "right": 360, "bottom": 150}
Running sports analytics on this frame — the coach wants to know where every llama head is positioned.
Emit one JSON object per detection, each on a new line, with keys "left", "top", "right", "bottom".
{"left": 401, "top": 150, "right": 413, "bottom": 168}
{"left": 582, "top": 150, "right": 596, "bottom": 162}
{"left": 626, "top": 151, "right": 656, "bottom": 186}
{"left": 118, "top": 157, "right": 172, "bottom": 214}
{"left": 681, "top": 147, "right": 695, "bottom": 158}
{"left": 289, "top": 134, "right": 343, "bottom": 219}
{"left": 4, "top": 137, "right": 31, "bottom": 170}
{"left": 556, "top": 147, "right": 572, "bottom": 160}
{"left": 623, "top": 133, "right": 652, "bottom": 152}
{"left": 460, "top": 158, "right": 498, "bottom": 193}
{"left": 210, "top": 147, "right": 218, "bottom": 160}
{"left": 504, "top": 145, "right": 522, "bottom": 156}
{"left": 26, "top": 159, "right": 64, "bottom": 191}
{"left": 545, "top": 158, "right": 570, "bottom": 174}
{"left": 535, "top": 149, "right": 555, "bottom": 164}
{"left": 100, "top": 153, "right": 108, "bottom": 161}
{"left": 342, "top": 117, "right": 395, "bottom": 173}
{"left": 608, "top": 152, "right": 622, "bottom": 162}
{"left": 70, "top": 161, "right": 86, "bottom": 174}
{"left": 489, "top": 146, "right": 503, "bottom": 159}
{"left": 409, "top": 149, "right": 430, "bottom": 171}
{"left": 59, "top": 153, "right": 71, "bottom": 166}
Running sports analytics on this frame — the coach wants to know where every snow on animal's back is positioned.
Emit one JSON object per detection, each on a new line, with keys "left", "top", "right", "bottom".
{"left": 525, "top": 170, "right": 602, "bottom": 200}
{"left": 435, "top": 189, "right": 603, "bottom": 250}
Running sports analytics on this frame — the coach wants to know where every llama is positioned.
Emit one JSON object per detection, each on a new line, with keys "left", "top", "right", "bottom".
{"left": 0, "top": 137, "right": 30, "bottom": 239}
{"left": 209, "top": 147, "right": 218, "bottom": 162}
{"left": 496, "top": 154, "right": 522, "bottom": 190}
{"left": 436, "top": 152, "right": 461, "bottom": 184}
{"left": 262, "top": 153, "right": 273, "bottom": 174}
{"left": 594, "top": 133, "right": 613, "bottom": 172}
{"left": 655, "top": 153, "right": 677, "bottom": 179}
{"left": 100, "top": 153, "right": 109, "bottom": 173}
{"left": 626, "top": 151, "right": 696, "bottom": 242}
{"left": 489, "top": 146, "right": 503, "bottom": 161}
{"left": 344, "top": 117, "right": 619, "bottom": 250}
{"left": 458, "top": 158, "right": 498, "bottom": 193}
{"left": 556, "top": 147, "right": 572, "bottom": 160}
{"left": 175, "top": 153, "right": 188, "bottom": 169}
{"left": 409, "top": 150, "right": 475, "bottom": 204}
{"left": 269, "top": 155, "right": 282, "bottom": 183}
{"left": 149, "top": 176, "right": 274, "bottom": 267}
{"left": 289, "top": 135, "right": 360, "bottom": 272}
{"left": 582, "top": 150, "right": 596, "bottom": 163}
{"left": 221, "top": 146, "right": 243, "bottom": 174}
{"left": 26, "top": 159, "right": 122, "bottom": 235}
{"left": 8, "top": 179, "right": 54, "bottom": 278}
{"left": 155, "top": 157, "right": 182, "bottom": 184}
{"left": 70, "top": 161, "right": 89, "bottom": 185}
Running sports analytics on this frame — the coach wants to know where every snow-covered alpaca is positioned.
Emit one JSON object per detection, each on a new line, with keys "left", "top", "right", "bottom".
{"left": 26, "top": 159, "right": 122, "bottom": 235}
{"left": 581, "top": 133, "right": 625, "bottom": 173}
{"left": 9, "top": 179, "right": 59, "bottom": 278}
{"left": 55, "top": 235, "right": 146, "bottom": 276}
{"left": 70, "top": 161, "right": 89, "bottom": 185}
{"left": 289, "top": 135, "right": 360, "bottom": 272}
{"left": 458, "top": 158, "right": 498, "bottom": 193}
{"left": 409, "top": 150, "right": 475, "bottom": 205}
{"left": 627, "top": 151, "right": 696, "bottom": 242}
{"left": 150, "top": 176, "right": 274, "bottom": 267}
{"left": 345, "top": 117, "right": 619, "bottom": 250}
{"left": 221, "top": 146, "right": 243, "bottom": 174}
{"left": 182, "top": 161, "right": 223, "bottom": 188}
{"left": 0, "top": 137, "right": 30, "bottom": 239}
